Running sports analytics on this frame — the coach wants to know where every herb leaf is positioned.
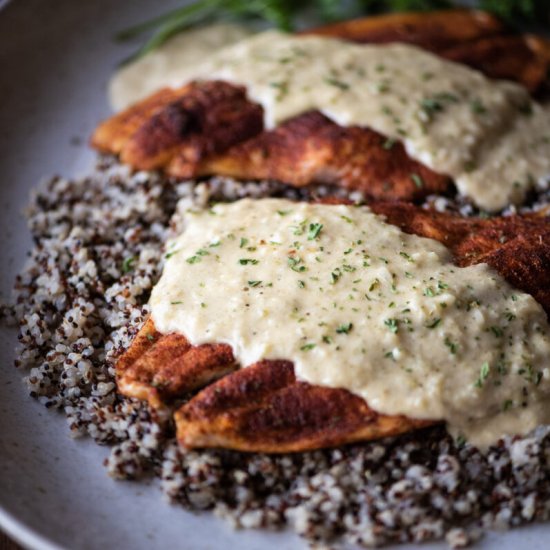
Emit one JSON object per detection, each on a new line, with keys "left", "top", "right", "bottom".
{"left": 300, "top": 342, "right": 316, "bottom": 351}
{"left": 288, "top": 256, "right": 306, "bottom": 272}
{"left": 307, "top": 222, "right": 323, "bottom": 240}
{"left": 336, "top": 322, "right": 353, "bottom": 334}
{"left": 384, "top": 318, "right": 399, "bottom": 333}
{"left": 425, "top": 317, "right": 441, "bottom": 329}
{"left": 474, "top": 361, "right": 490, "bottom": 388}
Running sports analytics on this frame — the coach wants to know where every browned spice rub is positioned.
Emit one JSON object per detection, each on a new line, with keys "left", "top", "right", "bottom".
{"left": 93, "top": 80, "right": 264, "bottom": 175}
{"left": 92, "top": 10, "right": 550, "bottom": 203}
{"left": 116, "top": 203, "right": 550, "bottom": 453}
{"left": 301, "top": 9, "right": 505, "bottom": 51}
{"left": 203, "top": 112, "right": 451, "bottom": 201}
{"left": 175, "top": 360, "right": 431, "bottom": 453}
{"left": 116, "top": 317, "right": 235, "bottom": 411}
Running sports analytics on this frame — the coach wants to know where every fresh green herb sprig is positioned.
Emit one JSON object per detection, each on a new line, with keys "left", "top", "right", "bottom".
{"left": 118, "top": 0, "right": 550, "bottom": 61}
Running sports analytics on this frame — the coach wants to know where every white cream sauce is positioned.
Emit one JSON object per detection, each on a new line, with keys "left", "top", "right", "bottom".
{"left": 110, "top": 30, "right": 550, "bottom": 212}
{"left": 150, "top": 198, "right": 550, "bottom": 448}
{"left": 109, "top": 23, "right": 254, "bottom": 111}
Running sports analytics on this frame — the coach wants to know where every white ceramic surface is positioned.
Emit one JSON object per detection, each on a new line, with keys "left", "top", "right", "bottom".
{"left": 1, "top": 1, "right": 549, "bottom": 549}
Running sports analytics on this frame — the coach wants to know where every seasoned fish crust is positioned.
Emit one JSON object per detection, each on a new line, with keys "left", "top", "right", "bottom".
{"left": 202, "top": 111, "right": 451, "bottom": 201}
{"left": 92, "top": 10, "right": 550, "bottom": 200}
{"left": 92, "top": 80, "right": 264, "bottom": 174}
{"left": 440, "top": 34, "right": 550, "bottom": 95}
{"left": 116, "top": 317, "right": 236, "bottom": 413}
{"left": 116, "top": 203, "right": 550, "bottom": 451}
{"left": 302, "top": 10, "right": 504, "bottom": 50}
{"left": 175, "top": 360, "right": 432, "bottom": 453}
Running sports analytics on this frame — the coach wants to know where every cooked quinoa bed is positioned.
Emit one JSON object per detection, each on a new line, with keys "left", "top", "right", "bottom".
{"left": 3, "top": 156, "right": 550, "bottom": 549}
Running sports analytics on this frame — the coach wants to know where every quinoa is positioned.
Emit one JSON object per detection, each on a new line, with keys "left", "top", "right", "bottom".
{"left": 3, "top": 155, "right": 550, "bottom": 548}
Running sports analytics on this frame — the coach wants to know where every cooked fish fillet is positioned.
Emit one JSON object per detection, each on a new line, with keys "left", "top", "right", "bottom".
{"left": 306, "top": 11, "right": 550, "bottom": 95}
{"left": 202, "top": 111, "right": 451, "bottom": 201}
{"left": 92, "top": 10, "right": 550, "bottom": 199}
{"left": 175, "top": 360, "right": 432, "bottom": 453}
{"left": 440, "top": 34, "right": 550, "bottom": 95}
{"left": 116, "top": 204, "right": 550, "bottom": 451}
{"left": 116, "top": 317, "right": 236, "bottom": 412}
{"left": 302, "top": 9, "right": 504, "bottom": 50}
{"left": 92, "top": 80, "right": 264, "bottom": 173}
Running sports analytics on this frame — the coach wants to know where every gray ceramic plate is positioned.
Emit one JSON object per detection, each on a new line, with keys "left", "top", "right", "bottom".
{"left": 1, "top": 1, "right": 549, "bottom": 549}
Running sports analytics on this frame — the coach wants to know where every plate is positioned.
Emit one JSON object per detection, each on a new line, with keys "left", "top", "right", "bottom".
{"left": 0, "top": 1, "right": 549, "bottom": 549}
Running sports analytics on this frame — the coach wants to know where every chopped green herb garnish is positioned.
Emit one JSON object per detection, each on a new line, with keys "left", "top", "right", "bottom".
{"left": 455, "top": 434, "right": 467, "bottom": 448}
{"left": 470, "top": 99, "right": 487, "bottom": 114}
{"left": 288, "top": 256, "right": 306, "bottom": 272}
{"left": 336, "top": 322, "right": 353, "bottom": 334}
{"left": 239, "top": 258, "right": 259, "bottom": 265}
{"left": 248, "top": 280, "right": 262, "bottom": 287}
{"left": 300, "top": 343, "right": 316, "bottom": 351}
{"left": 324, "top": 76, "right": 350, "bottom": 90}
{"left": 419, "top": 92, "right": 459, "bottom": 120}
{"left": 444, "top": 337, "right": 457, "bottom": 354}
{"left": 425, "top": 318, "right": 441, "bottom": 329}
{"left": 384, "top": 318, "right": 399, "bottom": 333}
{"left": 121, "top": 256, "right": 135, "bottom": 273}
{"left": 383, "top": 137, "right": 396, "bottom": 150}
{"left": 330, "top": 268, "right": 342, "bottom": 284}
{"left": 239, "top": 237, "right": 248, "bottom": 248}
{"left": 474, "top": 362, "right": 490, "bottom": 388}
{"left": 505, "top": 310, "right": 517, "bottom": 322}
{"left": 186, "top": 247, "right": 210, "bottom": 264}
{"left": 410, "top": 173, "right": 424, "bottom": 188}
{"left": 307, "top": 222, "right": 323, "bottom": 240}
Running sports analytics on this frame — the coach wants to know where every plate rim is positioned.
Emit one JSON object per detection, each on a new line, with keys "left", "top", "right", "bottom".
{"left": 0, "top": 507, "right": 66, "bottom": 550}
